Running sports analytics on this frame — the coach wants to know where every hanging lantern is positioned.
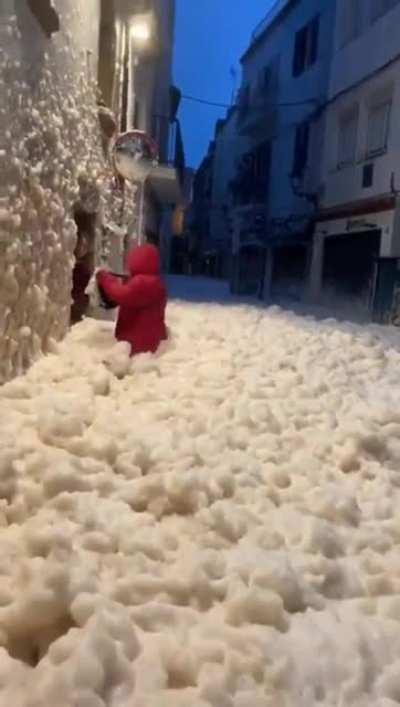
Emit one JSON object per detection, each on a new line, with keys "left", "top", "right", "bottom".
{"left": 112, "top": 131, "right": 159, "bottom": 183}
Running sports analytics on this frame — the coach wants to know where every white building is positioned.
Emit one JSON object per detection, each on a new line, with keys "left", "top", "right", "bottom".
{"left": 204, "top": 108, "right": 245, "bottom": 277}
{"left": 226, "top": 0, "right": 336, "bottom": 295}
{"left": 311, "top": 0, "right": 400, "bottom": 312}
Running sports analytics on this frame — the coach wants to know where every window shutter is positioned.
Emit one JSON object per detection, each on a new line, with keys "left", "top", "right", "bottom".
{"left": 338, "top": 113, "right": 358, "bottom": 166}
{"left": 293, "top": 17, "right": 319, "bottom": 76}
{"left": 292, "top": 123, "right": 310, "bottom": 178}
{"left": 367, "top": 102, "right": 391, "bottom": 155}
{"left": 256, "top": 141, "right": 272, "bottom": 189}
{"left": 293, "top": 27, "right": 307, "bottom": 76}
{"left": 263, "top": 67, "right": 271, "bottom": 91}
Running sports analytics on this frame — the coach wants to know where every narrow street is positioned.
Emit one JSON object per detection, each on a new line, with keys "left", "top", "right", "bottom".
{"left": 1, "top": 279, "right": 400, "bottom": 704}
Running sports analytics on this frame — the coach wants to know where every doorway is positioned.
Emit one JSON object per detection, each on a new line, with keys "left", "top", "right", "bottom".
{"left": 271, "top": 243, "right": 308, "bottom": 301}
{"left": 322, "top": 229, "right": 381, "bottom": 308}
{"left": 70, "top": 211, "right": 96, "bottom": 324}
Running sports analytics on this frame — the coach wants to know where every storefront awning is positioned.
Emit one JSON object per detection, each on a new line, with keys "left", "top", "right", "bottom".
{"left": 148, "top": 164, "right": 181, "bottom": 205}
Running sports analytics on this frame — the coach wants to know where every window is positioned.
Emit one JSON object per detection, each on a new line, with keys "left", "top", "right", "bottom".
{"left": 341, "top": 0, "right": 363, "bottom": 45}
{"left": 27, "top": 0, "right": 60, "bottom": 37}
{"left": 362, "top": 163, "right": 374, "bottom": 188}
{"left": 254, "top": 141, "right": 272, "bottom": 199}
{"left": 238, "top": 84, "right": 250, "bottom": 121}
{"left": 366, "top": 101, "right": 391, "bottom": 156}
{"left": 337, "top": 111, "right": 358, "bottom": 167}
{"left": 258, "top": 56, "right": 280, "bottom": 96}
{"left": 231, "top": 142, "right": 271, "bottom": 205}
{"left": 259, "top": 66, "right": 271, "bottom": 92}
{"left": 292, "top": 123, "right": 310, "bottom": 178}
{"left": 292, "top": 16, "right": 319, "bottom": 77}
{"left": 371, "top": 0, "right": 400, "bottom": 23}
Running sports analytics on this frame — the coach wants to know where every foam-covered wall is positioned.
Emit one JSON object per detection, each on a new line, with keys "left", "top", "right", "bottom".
{"left": 0, "top": 0, "right": 135, "bottom": 383}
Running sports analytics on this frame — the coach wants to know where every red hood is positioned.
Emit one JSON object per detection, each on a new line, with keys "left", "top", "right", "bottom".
{"left": 126, "top": 245, "right": 160, "bottom": 276}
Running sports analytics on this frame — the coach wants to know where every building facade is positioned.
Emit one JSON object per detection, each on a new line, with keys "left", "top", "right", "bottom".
{"left": 194, "top": 0, "right": 336, "bottom": 296}
{"left": 189, "top": 141, "right": 215, "bottom": 275}
{"left": 97, "top": 0, "right": 183, "bottom": 264}
{"left": 192, "top": 0, "right": 400, "bottom": 318}
{"left": 310, "top": 0, "right": 400, "bottom": 318}
{"left": 208, "top": 108, "right": 244, "bottom": 280}
{"left": 167, "top": 166, "right": 195, "bottom": 274}
{"left": 231, "top": 0, "right": 337, "bottom": 296}
{"left": 0, "top": 0, "right": 179, "bottom": 382}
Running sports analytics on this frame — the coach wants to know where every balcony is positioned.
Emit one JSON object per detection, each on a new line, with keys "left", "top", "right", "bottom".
{"left": 238, "top": 93, "right": 278, "bottom": 138}
{"left": 147, "top": 117, "right": 185, "bottom": 205}
{"left": 237, "top": 59, "right": 280, "bottom": 137}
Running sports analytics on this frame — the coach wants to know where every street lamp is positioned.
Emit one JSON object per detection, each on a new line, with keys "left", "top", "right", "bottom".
{"left": 127, "top": 13, "right": 153, "bottom": 130}
{"left": 130, "top": 18, "right": 151, "bottom": 44}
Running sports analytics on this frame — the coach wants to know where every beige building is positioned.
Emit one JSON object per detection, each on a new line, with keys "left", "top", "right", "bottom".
{"left": 97, "top": 0, "right": 182, "bottom": 252}
{"left": 310, "top": 0, "right": 400, "bottom": 316}
{"left": 0, "top": 0, "right": 180, "bottom": 382}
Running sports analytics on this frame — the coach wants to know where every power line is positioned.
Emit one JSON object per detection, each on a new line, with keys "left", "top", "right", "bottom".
{"left": 181, "top": 94, "right": 231, "bottom": 109}
{"left": 181, "top": 93, "right": 319, "bottom": 110}
{"left": 182, "top": 50, "right": 400, "bottom": 117}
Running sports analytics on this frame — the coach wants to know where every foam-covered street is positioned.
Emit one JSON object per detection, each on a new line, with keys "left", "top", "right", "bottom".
{"left": 1, "top": 284, "right": 400, "bottom": 705}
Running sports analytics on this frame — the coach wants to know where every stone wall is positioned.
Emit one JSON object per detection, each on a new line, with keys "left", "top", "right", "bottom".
{"left": 0, "top": 0, "right": 135, "bottom": 382}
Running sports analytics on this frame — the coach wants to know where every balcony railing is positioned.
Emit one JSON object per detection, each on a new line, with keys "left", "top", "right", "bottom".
{"left": 237, "top": 57, "right": 280, "bottom": 135}
{"left": 251, "top": 0, "right": 291, "bottom": 43}
{"left": 238, "top": 90, "right": 279, "bottom": 136}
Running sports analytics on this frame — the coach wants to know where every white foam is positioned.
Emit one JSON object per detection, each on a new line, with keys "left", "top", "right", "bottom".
{"left": 0, "top": 301, "right": 400, "bottom": 704}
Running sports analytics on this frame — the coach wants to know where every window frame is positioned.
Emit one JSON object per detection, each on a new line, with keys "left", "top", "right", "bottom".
{"left": 259, "top": 66, "right": 271, "bottom": 93}
{"left": 366, "top": 100, "right": 392, "bottom": 157}
{"left": 292, "top": 15, "right": 320, "bottom": 78}
{"left": 292, "top": 122, "right": 310, "bottom": 179}
{"left": 337, "top": 109, "right": 359, "bottom": 168}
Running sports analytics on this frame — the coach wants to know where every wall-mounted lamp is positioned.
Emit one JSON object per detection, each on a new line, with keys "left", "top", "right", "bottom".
{"left": 130, "top": 13, "right": 153, "bottom": 48}
{"left": 131, "top": 22, "right": 151, "bottom": 43}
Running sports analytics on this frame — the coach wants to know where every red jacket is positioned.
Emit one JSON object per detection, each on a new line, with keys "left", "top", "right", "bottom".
{"left": 97, "top": 245, "right": 167, "bottom": 355}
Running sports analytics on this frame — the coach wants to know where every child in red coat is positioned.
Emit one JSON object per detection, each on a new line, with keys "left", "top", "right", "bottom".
{"left": 96, "top": 244, "right": 167, "bottom": 355}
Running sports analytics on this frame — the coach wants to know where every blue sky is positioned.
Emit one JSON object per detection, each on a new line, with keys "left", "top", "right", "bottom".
{"left": 173, "top": 1, "right": 273, "bottom": 169}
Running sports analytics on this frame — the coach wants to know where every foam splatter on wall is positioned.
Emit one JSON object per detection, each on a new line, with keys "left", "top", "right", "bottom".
{"left": 0, "top": 3, "right": 136, "bottom": 383}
